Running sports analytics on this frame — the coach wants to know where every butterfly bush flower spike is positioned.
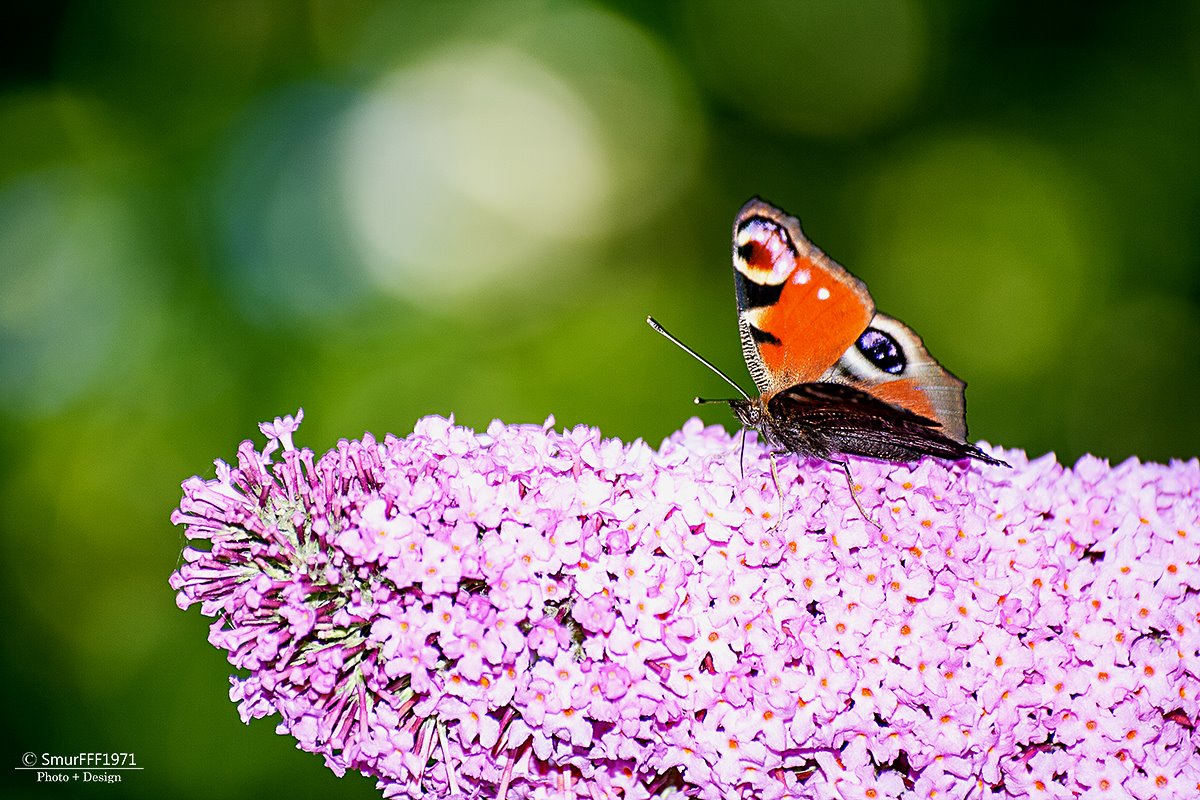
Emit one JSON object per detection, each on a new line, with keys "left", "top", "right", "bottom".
{"left": 171, "top": 410, "right": 1200, "bottom": 799}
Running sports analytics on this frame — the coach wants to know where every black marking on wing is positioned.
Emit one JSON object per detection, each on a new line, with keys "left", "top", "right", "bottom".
{"left": 734, "top": 270, "right": 784, "bottom": 310}
{"left": 761, "top": 382, "right": 1008, "bottom": 466}
{"left": 748, "top": 325, "right": 782, "bottom": 346}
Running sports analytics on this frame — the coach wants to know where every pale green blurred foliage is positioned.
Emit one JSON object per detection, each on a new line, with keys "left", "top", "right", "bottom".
{"left": 1, "top": 2, "right": 1197, "bottom": 798}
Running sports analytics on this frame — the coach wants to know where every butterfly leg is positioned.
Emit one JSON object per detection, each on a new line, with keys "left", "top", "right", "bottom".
{"left": 834, "top": 460, "right": 882, "bottom": 530}
{"left": 738, "top": 427, "right": 748, "bottom": 479}
{"left": 768, "top": 452, "right": 784, "bottom": 527}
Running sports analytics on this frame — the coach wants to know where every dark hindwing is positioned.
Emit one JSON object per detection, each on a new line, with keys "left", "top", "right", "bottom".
{"left": 763, "top": 382, "right": 1007, "bottom": 465}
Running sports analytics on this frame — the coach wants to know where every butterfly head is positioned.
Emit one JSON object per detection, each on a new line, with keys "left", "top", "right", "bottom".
{"left": 727, "top": 396, "right": 763, "bottom": 432}
{"left": 728, "top": 395, "right": 796, "bottom": 454}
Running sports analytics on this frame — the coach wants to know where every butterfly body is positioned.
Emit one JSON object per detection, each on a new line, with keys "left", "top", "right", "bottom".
{"left": 726, "top": 197, "right": 1004, "bottom": 468}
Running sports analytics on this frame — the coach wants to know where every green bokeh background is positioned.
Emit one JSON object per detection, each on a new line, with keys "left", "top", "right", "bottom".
{"left": 2, "top": 2, "right": 1198, "bottom": 797}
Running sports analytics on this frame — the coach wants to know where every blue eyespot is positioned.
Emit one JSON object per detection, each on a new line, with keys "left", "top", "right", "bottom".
{"left": 856, "top": 328, "right": 905, "bottom": 375}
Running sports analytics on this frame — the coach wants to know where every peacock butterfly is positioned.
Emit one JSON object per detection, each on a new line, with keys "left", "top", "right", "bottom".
{"left": 649, "top": 197, "right": 1006, "bottom": 519}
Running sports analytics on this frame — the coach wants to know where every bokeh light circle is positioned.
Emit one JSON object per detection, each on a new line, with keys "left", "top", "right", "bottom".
{"left": 0, "top": 170, "right": 150, "bottom": 416}
{"left": 213, "top": 85, "right": 368, "bottom": 326}
{"left": 338, "top": 3, "right": 703, "bottom": 302}
{"left": 339, "top": 45, "right": 609, "bottom": 300}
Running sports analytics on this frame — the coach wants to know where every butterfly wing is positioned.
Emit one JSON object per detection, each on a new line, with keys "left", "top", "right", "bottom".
{"left": 821, "top": 312, "right": 970, "bottom": 441}
{"left": 763, "top": 382, "right": 1006, "bottom": 465}
{"left": 732, "top": 198, "right": 974, "bottom": 445}
{"left": 733, "top": 198, "right": 875, "bottom": 396}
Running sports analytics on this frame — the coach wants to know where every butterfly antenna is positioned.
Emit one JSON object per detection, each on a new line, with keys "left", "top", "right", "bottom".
{"left": 646, "top": 316, "right": 750, "bottom": 401}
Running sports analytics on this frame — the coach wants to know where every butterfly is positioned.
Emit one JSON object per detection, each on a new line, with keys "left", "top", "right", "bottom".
{"left": 649, "top": 197, "right": 1007, "bottom": 523}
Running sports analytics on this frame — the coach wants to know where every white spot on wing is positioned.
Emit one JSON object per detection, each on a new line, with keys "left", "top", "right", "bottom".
{"left": 793, "top": 269, "right": 811, "bottom": 285}
{"left": 817, "top": 286, "right": 831, "bottom": 300}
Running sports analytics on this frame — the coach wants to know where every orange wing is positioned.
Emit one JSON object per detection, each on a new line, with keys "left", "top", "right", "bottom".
{"left": 732, "top": 198, "right": 970, "bottom": 441}
{"left": 733, "top": 198, "right": 874, "bottom": 396}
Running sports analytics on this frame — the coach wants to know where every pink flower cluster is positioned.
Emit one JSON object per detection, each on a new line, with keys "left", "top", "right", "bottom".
{"left": 171, "top": 410, "right": 1200, "bottom": 799}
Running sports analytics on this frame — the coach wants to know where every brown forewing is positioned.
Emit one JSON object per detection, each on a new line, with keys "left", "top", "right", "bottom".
{"left": 761, "top": 383, "right": 1008, "bottom": 466}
